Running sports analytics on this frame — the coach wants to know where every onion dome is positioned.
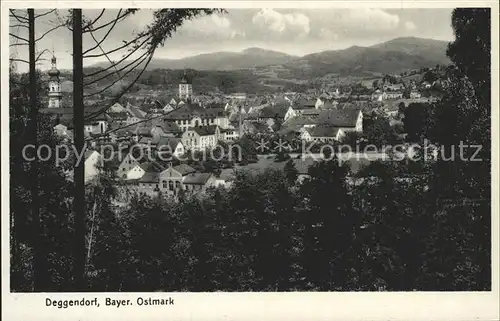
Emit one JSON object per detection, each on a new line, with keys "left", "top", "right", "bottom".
{"left": 48, "top": 56, "right": 60, "bottom": 78}
{"left": 180, "top": 70, "right": 191, "bottom": 84}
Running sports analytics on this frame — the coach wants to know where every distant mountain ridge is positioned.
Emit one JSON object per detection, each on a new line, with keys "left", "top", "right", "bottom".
{"left": 87, "top": 37, "right": 451, "bottom": 80}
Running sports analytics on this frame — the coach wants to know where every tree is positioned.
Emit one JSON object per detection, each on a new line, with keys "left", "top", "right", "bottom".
{"left": 398, "top": 102, "right": 406, "bottom": 114}
{"left": 423, "top": 70, "right": 438, "bottom": 83}
{"left": 283, "top": 159, "right": 298, "bottom": 184}
{"left": 299, "top": 158, "right": 359, "bottom": 290}
{"left": 447, "top": 8, "right": 490, "bottom": 107}
{"left": 403, "top": 103, "right": 433, "bottom": 143}
{"left": 364, "top": 116, "right": 399, "bottom": 147}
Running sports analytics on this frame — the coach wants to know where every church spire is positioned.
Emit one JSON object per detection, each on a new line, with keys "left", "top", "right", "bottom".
{"left": 48, "top": 52, "right": 62, "bottom": 108}
{"left": 179, "top": 70, "right": 193, "bottom": 101}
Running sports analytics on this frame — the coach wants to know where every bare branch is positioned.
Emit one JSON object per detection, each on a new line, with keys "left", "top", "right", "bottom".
{"left": 34, "top": 9, "right": 56, "bottom": 19}
{"left": 81, "top": 13, "right": 121, "bottom": 56}
{"left": 9, "top": 33, "right": 29, "bottom": 43}
{"left": 83, "top": 9, "right": 127, "bottom": 33}
{"left": 10, "top": 43, "right": 29, "bottom": 47}
{"left": 10, "top": 24, "right": 29, "bottom": 29}
{"left": 84, "top": 50, "right": 150, "bottom": 87}
{"left": 83, "top": 34, "right": 149, "bottom": 58}
{"left": 9, "top": 9, "right": 28, "bottom": 23}
{"left": 84, "top": 50, "right": 155, "bottom": 121}
{"left": 83, "top": 9, "right": 106, "bottom": 31}
{"left": 35, "top": 24, "right": 64, "bottom": 42}
{"left": 84, "top": 50, "right": 151, "bottom": 98}
{"left": 35, "top": 49, "right": 50, "bottom": 62}
{"left": 10, "top": 58, "right": 30, "bottom": 64}
{"left": 84, "top": 35, "right": 151, "bottom": 77}
{"left": 84, "top": 112, "right": 166, "bottom": 143}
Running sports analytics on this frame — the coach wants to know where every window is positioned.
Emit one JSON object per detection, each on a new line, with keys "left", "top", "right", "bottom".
{"left": 168, "top": 181, "right": 174, "bottom": 191}
{"left": 163, "top": 181, "right": 167, "bottom": 188}
{"left": 175, "top": 181, "right": 180, "bottom": 189}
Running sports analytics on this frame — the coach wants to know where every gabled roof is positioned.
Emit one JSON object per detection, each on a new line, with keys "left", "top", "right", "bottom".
{"left": 192, "top": 125, "right": 219, "bottom": 136}
{"left": 139, "top": 161, "right": 165, "bottom": 172}
{"left": 164, "top": 103, "right": 225, "bottom": 120}
{"left": 108, "top": 102, "right": 126, "bottom": 113}
{"left": 182, "top": 172, "right": 213, "bottom": 185}
{"left": 259, "top": 105, "right": 288, "bottom": 119}
{"left": 84, "top": 150, "right": 99, "bottom": 162}
{"left": 172, "top": 164, "right": 196, "bottom": 176}
{"left": 126, "top": 104, "right": 146, "bottom": 119}
{"left": 300, "top": 109, "right": 321, "bottom": 116}
{"left": 157, "top": 137, "right": 182, "bottom": 150}
{"left": 305, "top": 125, "right": 341, "bottom": 138}
{"left": 139, "top": 171, "right": 160, "bottom": 183}
{"left": 280, "top": 115, "right": 316, "bottom": 133}
{"left": 294, "top": 99, "right": 316, "bottom": 109}
{"left": 316, "top": 109, "right": 361, "bottom": 127}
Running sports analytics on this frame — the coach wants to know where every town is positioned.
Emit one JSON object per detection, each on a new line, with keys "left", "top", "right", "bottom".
{"left": 40, "top": 54, "right": 443, "bottom": 199}
{"left": 8, "top": 7, "right": 492, "bottom": 297}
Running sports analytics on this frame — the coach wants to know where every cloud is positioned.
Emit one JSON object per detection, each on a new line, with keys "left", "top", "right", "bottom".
{"left": 251, "top": 9, "right": 310, "bottom": 39}
{"left": 404, "top": 21, "right": 417, "bottom": 30}
{"left": 319, "top": 28, "right": 339, "bottom": 40}
{"left": 178, "top": 14, "right": 237, "bottom": 39}
{"left": 336, "top": 9, "right": 400, "bottom": 31}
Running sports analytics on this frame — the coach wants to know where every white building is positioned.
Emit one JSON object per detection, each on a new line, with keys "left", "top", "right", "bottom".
{"left": 47, "top": 55, "right": 62, "bottom": 108}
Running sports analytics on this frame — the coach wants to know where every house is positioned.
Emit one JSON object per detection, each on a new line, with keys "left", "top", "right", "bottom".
{"left": 221, "top": 128, "right": 239, "bottom": 141}
{"left": 156, "top": 137, "right": 185, "bottom": 158}
{"left": 138, "top": 172, "right": 161, "bottom": 193}
{"left": 371, "top": 90, "right": 385, "bottom": 102}
{"left": 240, "top": 121, "right": 271, "bottom": 135}
{"left": 54, "top": 123, "right": 70, "bottom": 138}
{"left": 164, "top": 103, "right": 229, "bottom": 131}
{"left": 159, "top": 164, "right": 196, "bottom": 196}
{"left": 421, "top": 81, "right": 432, "bottom": 89}
{"left": 108, "top": 102, "right": 127, "bottom": 113}
{"left": 125, "top": 103, "right": 146, "bottom": 125}
{"left": 163, "top": 104, "right": 174, "bottom": 113}
{"left": 300, "top": 125, "right": 345, "bottom": 143}
{"left": 215, "top": 168, "right": 235, "bottom": 188}
{"left": 410, "top": 91, "right": 422, "bottom": 99}
{"left": 384, "top": 91, "right": 403, "bottom": 100}
{"left": 226, "top": 93, "right": 247, "bottom": 100}
{"left": 83, "top": 113, "right": 110, "bottom": 135}
{"left": 284, "top": 106, "right": 297, "bottom": 121}
{"left": 125, "top": 163, "right": 146, "bottom": 180}
{"left": 258, "top": 105, "right": 288, "bottom": 123}
{"left": 279, "top": 115, "right": 316, "bottom": 135}
{"left": 84, "top": 150, "right": 102, "bottom": 183}
{"left": 294, "top": 98, "right": 324, "bottom": 110}
{"left": 316, "top": 109, "right": 363, "bottom": 132}
{"left": 182, "top": 173, "right": 216, "bottom": 193}
{"left": 116, "top": 152, "right": 141, "bottom": 180}
{"left": 383, "top": 83, "right": 405, "bottom": 91}
{"left": 181, "top": 125, "right": 221, "bottom": 151}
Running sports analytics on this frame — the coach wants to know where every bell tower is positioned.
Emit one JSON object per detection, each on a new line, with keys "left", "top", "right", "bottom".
{"left": 48, "top": 54, "right": 62, "bottom": 108}
{"left": 178, "top": 70, "right": 193, "bottom": 101}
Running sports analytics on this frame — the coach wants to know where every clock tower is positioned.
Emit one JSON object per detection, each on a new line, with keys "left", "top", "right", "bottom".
{"left": 178, "top": 70, "right": 192, "bottom": 101}
{"left": 48, "top": 55, "right": 62, "bottom": 108}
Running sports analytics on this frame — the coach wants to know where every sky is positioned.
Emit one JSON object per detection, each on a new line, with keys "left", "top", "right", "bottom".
{"left": 9, "top": 8, "right": 455, "bottom": 72}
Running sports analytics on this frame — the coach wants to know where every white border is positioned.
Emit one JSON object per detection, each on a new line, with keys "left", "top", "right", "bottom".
{"left": 2, "top": 1, "right": 499, "bottom": 321}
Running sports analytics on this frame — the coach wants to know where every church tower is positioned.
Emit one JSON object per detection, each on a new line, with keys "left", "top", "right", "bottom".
{"left": 178, "top": 70, "right": 193, "bottom": 101}
{"left": 48, "top": 55, "right": 62, "bottom": 108}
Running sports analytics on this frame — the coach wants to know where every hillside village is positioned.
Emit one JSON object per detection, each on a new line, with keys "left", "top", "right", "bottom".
{"left": 40, "top": 54, "right": 445, "bottom": 199}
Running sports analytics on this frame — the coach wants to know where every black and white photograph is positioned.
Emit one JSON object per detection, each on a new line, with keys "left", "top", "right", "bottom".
{"left": 2, "top": 2, "right": 499, "bottom": 319}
